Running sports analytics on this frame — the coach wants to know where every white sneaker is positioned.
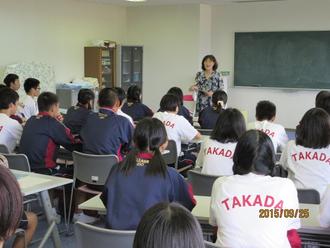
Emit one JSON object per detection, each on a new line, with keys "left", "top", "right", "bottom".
{"left": 73, "top": 213, "right": 98, "bottom": 224}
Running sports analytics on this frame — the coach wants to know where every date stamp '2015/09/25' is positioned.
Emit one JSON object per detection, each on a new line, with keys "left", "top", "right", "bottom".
{"left": 259, "top": 209, "right": 310, "bottom": 218}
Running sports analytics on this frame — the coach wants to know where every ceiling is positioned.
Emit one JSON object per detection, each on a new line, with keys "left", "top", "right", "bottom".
{"left": 84, "top": 0, "right": 287, "bottom": 6}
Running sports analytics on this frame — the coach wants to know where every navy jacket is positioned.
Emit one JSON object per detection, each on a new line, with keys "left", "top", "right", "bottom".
{"left": 198, "top": 107, "right": 222, "bottom": 129}
{"left": 101, "top": 154, "right": 196, "bottom": 230}
{"left": 80, "top": 108, "right": 133, "bottom": 159}
{"left": 179, "top": 105, "right": 193, "bottom": 124}
{"left": 19, "top": 113, "right": 75, "bottom": 170}
{"left": 63, "top": 104, "right": 92, "bottom": 135}
{"left": 122, "top": 102, "right": 153, "bottom": 122}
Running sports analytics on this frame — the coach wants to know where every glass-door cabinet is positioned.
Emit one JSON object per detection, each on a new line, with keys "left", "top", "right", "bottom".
{"left": 117, "top": 46, "right": 143, "bottom": 91}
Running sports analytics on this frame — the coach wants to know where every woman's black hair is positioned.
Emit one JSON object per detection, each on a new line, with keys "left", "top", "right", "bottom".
{"left": 78, "top": 89, "right": 95, "bottom": 105}
{"left": 212, "top": 90, "right": 228, "bottom": 113}
{"left": 255, "top": 100, "right": 276, "bottom": 121}
{"left": 296, "top": 108, "right": 330, "bottom": 149}
{"left": 127, "top": 85, "right": 141, "bottom": 103}
{"left": 211, "top": 108, "right": 246, "bottom": 143}
{"left": 133, "top": 202, "right": 204, "bottom": 248}
{"left": 24, "top": 78, "right": 40, "bottom": 94}
{"left": 201, "top": 55, "right": 218, "bottom": 71}
{"left": 120, "top": 118, "right": 168, "bottom": 177}
{"left": 167, "top": 87, "right": 183, "bottom": 106}
{"left": 315, "top": 91, "right": 330, "bottom": 115}
{"left": 232, "top": 130, "right": 276, "bottom": 176}
{"left": 160, "top": 94, "right": 180, "bottom": 112}
{"left": 3, "top": 74, "right": 19, "bottom": 88}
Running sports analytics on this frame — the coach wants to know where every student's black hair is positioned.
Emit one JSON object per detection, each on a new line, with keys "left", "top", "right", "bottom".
{"left": 0, "top": 88, "right": 19, "bottom": 110}
{"left": 201, "top": 55, "right": 218, "bottom": 71}
{"left": 160, "top": 94, "right": 180, "bottom": 112}
{"left": 315, "top": 91, "right": 330, "bottom": 115}
{"left": 167, "top": 87, "right": 183, "bottom": 106}
{"left": 0, "top": 85, "right": 6, "bottom": 89}
{"left": 211, "top": 108, "right": 246, "bottom": 143}
{"left": 112, "top": 87, "right": 126, "bottom": 106}
{"left": 133, "top": 202, "right": 204, "bottom": 248}
{"left": 296, "top": 108, "right": 330, "bottom": 149}
{"left": 255, "top": 100, "right": 276, "bottom": 121}
{"left": 37, "top": 92, "right": 59, "bottom": 112}
{"left": 232, "top": 130, "right": 276, "bottom": 176}
{"left": 23, "top": 78, "right": 40, "bottom": 94}
{"left": 78, "top": 89, "right": 95, "bottom": 105}
{"left": 212, "top": 90, "right": 228, "bottom": 113}
{"left": 0, "top": 166, "right": 23, "bottom": 241}
{"left": 3, "top": 74, "right": 19, "bottom": 88}
{"left": 98, "top": 87, "right": 118, "bottom": 108}
{"left": 120, "top": 118, "right": 168, "bottom": 177}
{"left": 127, "top": 85, "right": 141, "bottom": 103}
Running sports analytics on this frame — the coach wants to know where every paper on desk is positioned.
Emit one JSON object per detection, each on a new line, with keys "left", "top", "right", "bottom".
{"left": 18, "top": 175, "right": 51, "bottom": 189}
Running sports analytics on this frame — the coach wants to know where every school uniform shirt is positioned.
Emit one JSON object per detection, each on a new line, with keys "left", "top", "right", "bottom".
{"left": 196, "top": 137, "right": 236, "bottom": 176}
{"left": 19, "top": 112, "right": 75, "bottom": 170}
{"left": 280, "top": 140, "right": 330, "bottom": 198}
{"left": 198, "top": 106, "right": 222, "bottom": 129}
{"left": 153, "top": 111, "right": 198, "bottom": 156}
{"left": 0, "top": 113, "right": 23, "bottom": 152}
{"left": 122, "top": 102, "right": 153, "bottom": 122}
{"left": 80, "top": 108, "right": 133, "bottom": 159}
{"left": 179, "top": 105, "right": 193, "bottom": 124}
{"left": 100, "top": 153, "right": 196, "bottom": 230}
{"left": 63, "top": 104, "right": 92, "bottom": 135}
{"left": 210, "top": 173, "right": 301, "bottom": 248}
{"left": 248, "top": 120, "right": 288, "bottom": 152}
{"left": 117, "top": 109, "right": 134, "bottom": 126}
{"left": 20, "top": 95, "right": 38, "bottom": 119}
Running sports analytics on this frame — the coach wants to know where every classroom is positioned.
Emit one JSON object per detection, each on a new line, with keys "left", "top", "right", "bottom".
{"left": 0, "top": 0, "right": 330, "bottom": 247}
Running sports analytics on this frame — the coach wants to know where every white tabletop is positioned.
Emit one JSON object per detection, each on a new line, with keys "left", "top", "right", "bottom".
{"left": 12, "top": 169, "right": 73, "bottom": 196}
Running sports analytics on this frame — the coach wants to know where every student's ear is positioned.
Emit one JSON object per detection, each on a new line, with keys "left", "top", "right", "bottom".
{"left": 159, "top": 140, "right": 169, "bottom": 153}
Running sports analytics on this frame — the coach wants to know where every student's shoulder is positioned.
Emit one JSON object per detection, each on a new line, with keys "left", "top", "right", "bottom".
{"left": 166, "top": 167, "right": 184, "bottom": 180}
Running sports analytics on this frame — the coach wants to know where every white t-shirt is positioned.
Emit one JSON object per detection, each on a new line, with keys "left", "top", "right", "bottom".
{"left": 196, "top": 137, "right": 236, "bottom": 176}
{"left": 210, "top": 173, "right": 300, "bottom": 248}
{"left": 280, "top": 140, "right": 330, "bottom": 198}
{"left": 117, "top": 109, "right": 134, "bottom": 126}
{"left": 20, "top": 95, "right": 38, "bottom": 119}
{"left": 0, "top": 113, "right": 23, "bottom": 152}
{"left": 153, "top": 111, "right": 198, "bottom": 156}
{"left": 248, "top": 120, "right": 288, "bottom": 152}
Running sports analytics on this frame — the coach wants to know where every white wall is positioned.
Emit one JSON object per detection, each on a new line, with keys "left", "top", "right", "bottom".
{"left": 212, "top": 0, "right": 330, "bottom": 128}
{"left": 0, "top": 0, "right": 126, "bottom": 82}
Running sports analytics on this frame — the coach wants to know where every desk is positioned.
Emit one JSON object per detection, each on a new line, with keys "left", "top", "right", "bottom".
{"left": 13, "top": 170, "right": 73, "bottom": 248}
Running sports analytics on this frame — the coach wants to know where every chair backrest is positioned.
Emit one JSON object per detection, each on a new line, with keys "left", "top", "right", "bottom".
{"left": 297, "top": 189, "right": 321, "bottom": 204}
{"left": 0, "top": 144, "right": 10, "bottom": 154}
{"left": 162, "top": 140, "right": 178, "bottom": 166}
{"left": 204, "top": 240, "right": 221, "bottom": 248}
{"left": 197, "top": 129, "right": 213, "bottom": 136}
{"left": 75, "top": 222, "right": 135, "bottom": 248}
{"left": 4, "top": 154, "right": 31, "bottom": 172}
{"left": 72, "top": 151, "right": 118, "bottom": 186}
{"left": 187, "top": 170, "right": 219, "bottom": 196}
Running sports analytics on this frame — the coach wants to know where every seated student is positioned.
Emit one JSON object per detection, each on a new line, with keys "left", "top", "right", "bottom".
{"left": 153, "top": 94, "right": 201, "bottom": 158}
{"left": 63, "top": 89, "right": 95, "bottom": 135}
{"left": 133, "top": 202, "right": 204, "bottom": 248}
{"left": 198, "top": 90, "right": 227, "bottom": 129}
{"left": 167, "top": 87, "right": 193, "bottom": 124}
{"left": 122, "top": 85, "right": 153, "bottom": 122}
{"left": 210, "top": 130, "right": 301, "bottom": 248}
{"left": 196, "top": 108, "right": 246, "bottom": 176}
{"left": 0, "top": 155, "right": 38, "bottom": 248}
{"left": 111, "top": 87, "right": 134, "bottom": 126}
{"left": 248, "top": 100, "right": 288, "bottom": 152}
{"left": 80, "top": 88, "right": 133, "bottom": 159}
{"left": 0, "top": 88, "right": 22, "bottom": 152}
{"left": 20, "top": 78, "right": 41, "bottom": 119}
{"left": 101, "top": 118, "right": 195, "bottom": 230}
{"left": 280, "top": 108, "right": 330, "bottom": 197}
{"left": 315, "top": 90, "right": 330, "bottom": 115}
{"left": 19, "top": 92, "right": 76, "bottom": 174}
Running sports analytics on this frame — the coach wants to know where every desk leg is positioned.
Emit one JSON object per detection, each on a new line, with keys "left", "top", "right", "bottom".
{"left": 39, "top": 190, "right": 62, "bottom": 248}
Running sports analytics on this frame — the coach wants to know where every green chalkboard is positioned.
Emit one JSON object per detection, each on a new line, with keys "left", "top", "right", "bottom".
{"left": 234, "top": 31, "right": 330, "bottom": 89}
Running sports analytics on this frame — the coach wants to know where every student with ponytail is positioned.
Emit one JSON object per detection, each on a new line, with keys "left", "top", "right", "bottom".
{"left": 101, "top": 118, "right": 196, "bottom": 230}
{"left": 198, "top": 90, "right": 227, "bottom": 129}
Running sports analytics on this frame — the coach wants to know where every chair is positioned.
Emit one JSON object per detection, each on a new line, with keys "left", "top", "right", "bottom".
{"left": 74, "top": 222, "right": 135, "bottom": 248}
{"left": 204, "top": 240, "right": 221, "bottom": 248}
{"left": 4, "top": 154, "right": 31, "bottom": 171}
{"left": 187, "top": 170, "right": 219, "bottom": 196}
{"left": 163, "top": 140, "right": 193, "bottom": 173}
{"left": 297, "top": 189, "right": 320, "bottom": 204}
{"left": 197, "top": 128, "right": 213, "bottom": 136}
{"left": 0, "top": 144, "right": 10, "bottom": 154}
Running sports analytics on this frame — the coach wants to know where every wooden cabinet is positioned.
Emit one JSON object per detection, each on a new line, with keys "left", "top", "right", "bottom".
{"left": 84, "top": 46, "right": 116, "bottom": 89}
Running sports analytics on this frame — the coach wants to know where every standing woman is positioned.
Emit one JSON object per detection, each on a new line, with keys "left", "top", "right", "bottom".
{"left": 191, "top": 55, "right": 224, "bottom": 114}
